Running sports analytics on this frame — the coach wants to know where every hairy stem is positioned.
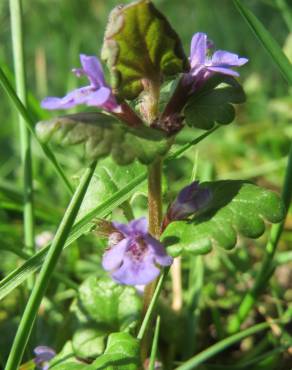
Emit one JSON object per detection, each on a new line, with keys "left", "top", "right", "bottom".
{"left": 148, "top": 158, "right": 163, "bottom": 238}
{"left": 228, "top": 143, "right": 292, "bottom": 333}
{"left": 5, "top": 160, "right": 97, "bottom": 370}
{"left": 9, "top": 0, "right": 34, "bottom": 258}
{"left": 140, "top": 157, "right": 163, "bottom": 362}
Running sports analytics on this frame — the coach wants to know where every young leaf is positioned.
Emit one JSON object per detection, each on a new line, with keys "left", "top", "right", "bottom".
{"left": 36, "top": 112, "right": 170, "bottom": 165}
{"left": 92, "top": 332, "right": 141, "bottom": 370}
{"left": 102, "top": 0, "right": 188, "bottom": 100}
{"left": 184, "top": 76, "right": 246, "bottom": 130}
{"left": 71, "top": 276, "right": 141, "bottom": 359}
{"left": 162, "top": 181, "right": 284, "bottom": 256}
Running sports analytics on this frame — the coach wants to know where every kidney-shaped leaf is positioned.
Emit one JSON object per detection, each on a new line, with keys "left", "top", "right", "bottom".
{"left": 184, "top": 76, "right": 246, "bottom": 130}
{"left": 36, "top": 112, "right": 170, "bottom": 165}
{"left": 48, "top": 341, "right": 95, "bottom": 370}
{"left": 51, "top": 333, "right": 140, "bottom": 370}
{"left": 93, "top": 332, "right": 140, "bottom": 370}
{"left": 162, "top": 181, "right": 284, "bottom": 256}
{"left": 71, "top": 326, "right": 107, "bottom": 361}
{"left": 71, "top": 276, "right": 141, "bottom": 359}
{"left": 102, "top": 0, "right": 188, "bottom": 100}
{"left": 74, "top": 276, "right": 141, "bottom": 331}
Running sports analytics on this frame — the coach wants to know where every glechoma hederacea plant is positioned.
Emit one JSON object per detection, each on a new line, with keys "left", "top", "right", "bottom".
{"left": 4, "top": 0, "right": 289, "bottom": 369}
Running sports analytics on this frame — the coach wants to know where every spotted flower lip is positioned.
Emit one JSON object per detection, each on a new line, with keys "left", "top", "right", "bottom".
{"left": 102, "top": 218, "right": 173, "bottom": 286}
{"left": 33, "top": 346, "right": 56, "bottom": 370}
{"left": 167, "top": 181, "right": 212, "bottom": 222}
{"left": 189, "top": 32, "right": 248, "bottom": 80}
{"left": 41, "top": 54, "right": 121, "bottom": 113}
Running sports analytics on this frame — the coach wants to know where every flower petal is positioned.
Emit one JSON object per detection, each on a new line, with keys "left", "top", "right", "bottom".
{"left": 34, "top": 346, "right": 56, "bottom": 369}
{"left": 112, "top": 221, "right": 132, "bottom": 237}
{"left": 188, "top": 33, "right": 248, "bottom": 85}
{"left": 41, "top": 86, "right": 94, "bottom": 110}
{"left": 112, "top": 255, "right": 160, "bottom": 285}
{"left": 34, "top": 346, "right": 56, "bottom": 359}
{"left": 211, "top": 50, "right": 248, "bottom": 67}
{"left": 145, "top": 235, "right": 173, "bottom": 266}
{"left": 113, "top": 218, "right": 148, "bottom": 237}
{"left": 207, "top": 66, "right": 240, "bottom": 77}
{"left": 85, "top": 86, "right": 112, "bottom": 107}
{"left": 80, "top": 54, "right": 106, "bottom": 87}
{"left": 102, "top": 238, "right": 129, "bottom": 271}
{"left": 190, "top": 32, "right": 207, "bottom": 68}
{"left": 128, "top": 217, "right": 148, "bottom": 235}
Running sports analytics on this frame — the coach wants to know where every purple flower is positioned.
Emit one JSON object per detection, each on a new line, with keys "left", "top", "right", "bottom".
{"left": 41, "top": 54, "right": 120, "bottom": 113}
{"left": 161, "top": 33, "right": 248, "bottom": 124}
{"left": 33, "top": 346, "right": 56, "bottom": 370}
{"left": 102, "top": 218, "right": 173, "bottom": 285}
{"left": 189, "top": 32, "right": 248, "bottom": 83}
{"left": 166, "top": 181, "right": 211, "bottom": 223}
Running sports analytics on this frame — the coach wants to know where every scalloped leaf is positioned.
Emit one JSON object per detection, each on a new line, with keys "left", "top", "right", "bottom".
{"left": 36, "top": 112, "right": 171, "bottom": 165}
{"left": 71, "top": 276, "right": 141, "bottom": 359}
{"left": 47, "top": 341, "right": 94, "bottom": 370}
{"left": 102, "top": 0, "right": 188, "bottom": 100}
{"left": 162, "top": 181, "right": 284, "bottom": 257}
{"left": 92, "top": 333, "right": 140, "bottom": 370}
{"left": 49, "top": 334, "right": 140, "bottom": 370}
{"left": 184, "top": 76, "right": 246, "bottom": 130}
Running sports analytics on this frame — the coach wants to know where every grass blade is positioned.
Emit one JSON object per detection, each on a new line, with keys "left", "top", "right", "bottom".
{"left": 233, "top": 0, "right": 292, "bottom": 85}
{"left": 149, "top": 316, "right": 161, "bottom": 370}
{"left": 9, "top": 0, "right": 34, "bottom": 256}
{"left": 4, "top": 160, "right": 97, "bottom": 370}
{"left": 175, "top": 320, "right": 284, "bottom": 370}
{"left": 137, "top": 268, "right": 170, "bottom": 341}
{"left": 0, "top": 66, "right": 73, "bottom": 194}
{"left": 166, "top": 126, "right": 219, "bottom": 162}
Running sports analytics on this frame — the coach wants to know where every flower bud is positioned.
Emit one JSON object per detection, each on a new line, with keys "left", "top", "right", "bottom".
{"left": 34, "top": 346, "right": 56, "bottom": 370}
{"left": 166, "top": 181, "right": 211, "bottom": 223}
